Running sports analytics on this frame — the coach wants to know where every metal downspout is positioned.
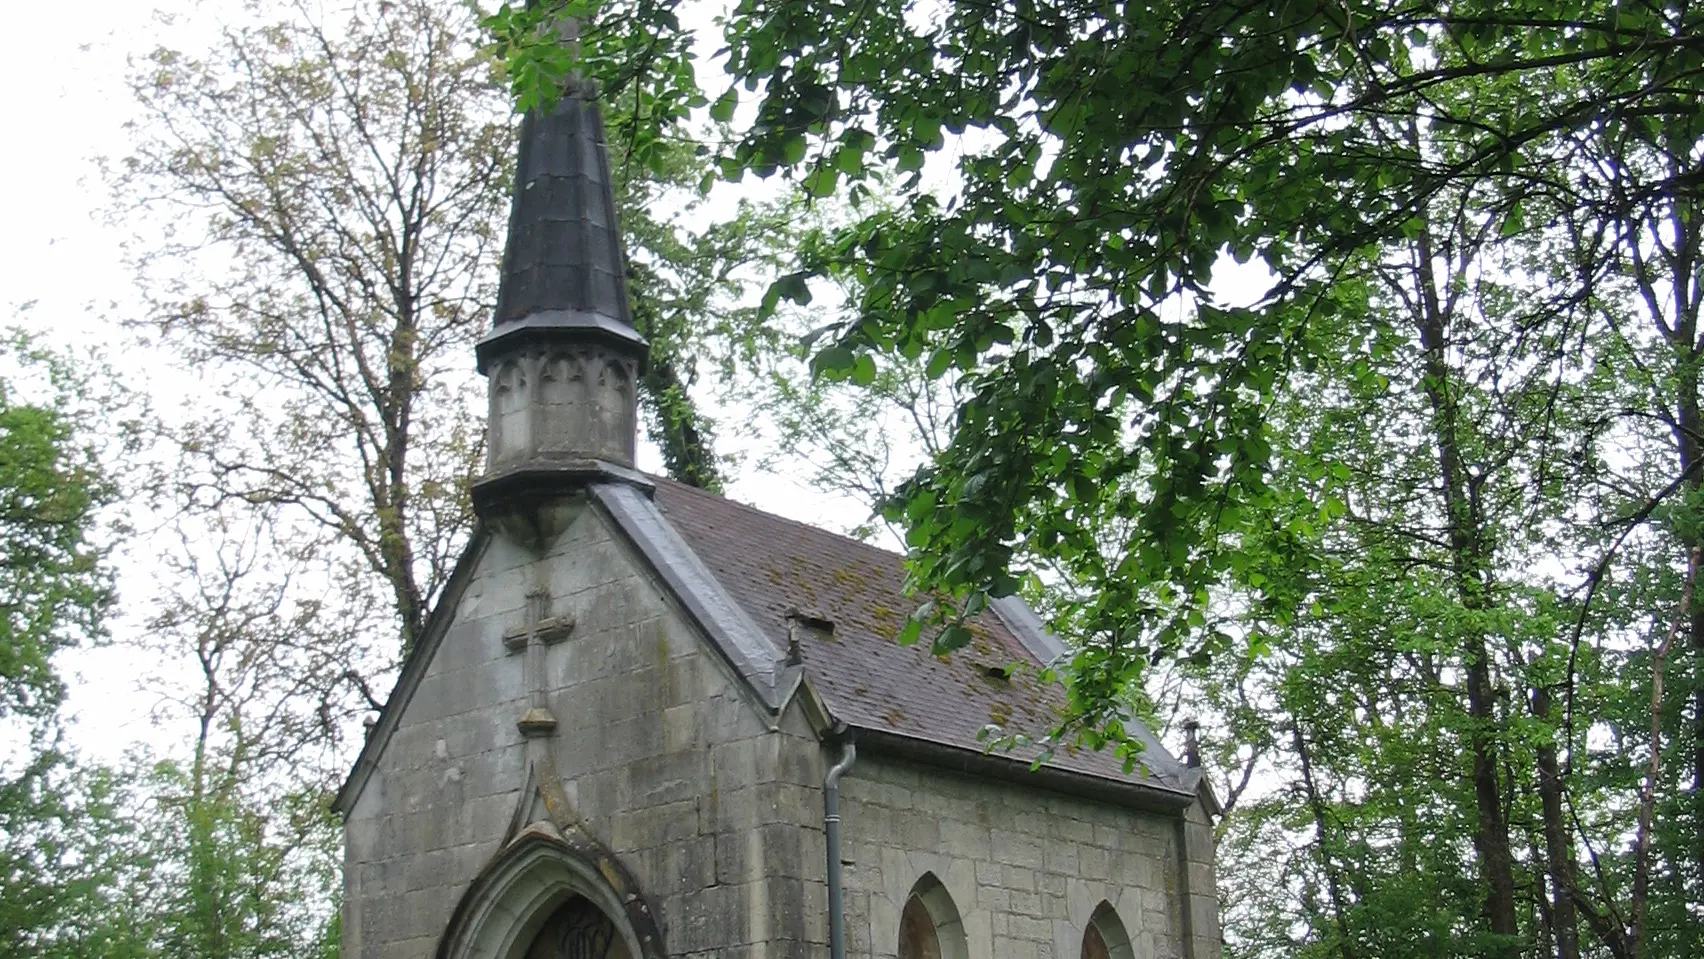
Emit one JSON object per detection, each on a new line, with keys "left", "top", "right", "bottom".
{"left": 824, "top": 739, "right": 857, "bottom": 959}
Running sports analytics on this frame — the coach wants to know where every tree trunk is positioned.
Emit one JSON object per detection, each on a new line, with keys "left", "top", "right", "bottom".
{"left": 1630, "top": 551, "right": 1692, "bottom": 959}
{"left": 1680, "top": 386, "right": 1704, "bottom": 898}
{"left": 1644, "top": 223, "right": 1704, "bottom": 914}
{"left": 1624, "top": 144, "right": 1704, "bottom": 938}
{"left": 630, "top": 277, "right": 724, "bottom": 493}
{"left": 1412, "top": 228, "right": 1522, "bottom": 947}
{"left": 1532, "top": 682, "right": 1582, "bottom": 959}
{"left": 1292, "top": 720, "right": 1356, "bottom": 959}
{"left": 640, "top": 349, "right": 723, "bottom": 492}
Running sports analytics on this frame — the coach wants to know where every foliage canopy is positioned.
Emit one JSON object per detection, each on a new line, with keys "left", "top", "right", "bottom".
{"left": 491, "top": 0, "right": 1704, "bottom": 954}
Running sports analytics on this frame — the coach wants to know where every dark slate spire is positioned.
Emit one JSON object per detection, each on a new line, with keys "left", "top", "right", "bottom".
{"left": 473, "top": 57, "right": 650, "bottom": 530}
{"left": 476, "top": 81, "right": 647, "bottom": 373}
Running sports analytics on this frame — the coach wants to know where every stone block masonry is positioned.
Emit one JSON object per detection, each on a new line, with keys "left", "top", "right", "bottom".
{"left": 342, "top": 503, "right": 830, "bottom": 959}
{"left": 837, "top": 753, "right": 1220, "bottom": 959}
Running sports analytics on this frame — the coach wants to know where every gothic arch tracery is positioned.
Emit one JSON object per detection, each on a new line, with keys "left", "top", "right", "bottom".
{"left": 490, "top": 358, "right": 533, "bottom": 465}
{"left": 484, "top": 344, "right": 638, "bottom": 467}
{"left": 536, "top": 351, "right": 586, "bottom": 455}
{"left": 589, "top": 354, "right": 634, "bottom": 459}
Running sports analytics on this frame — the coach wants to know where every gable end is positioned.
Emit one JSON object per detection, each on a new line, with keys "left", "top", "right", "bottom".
{"left": 590, "top": 481, "right": 786, "bottom": 710}
{"left": 333, "top": 529, "right": 494, "bottom": 815}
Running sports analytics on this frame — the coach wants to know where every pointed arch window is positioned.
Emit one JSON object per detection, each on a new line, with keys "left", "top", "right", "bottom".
{"left": 897, "top": 873, "right": 968, "bottom": 959}
{"left": 899, "top": 895, "right": 941, "bottom": 959}
{"left": 1081, "top": 902, "right": 1134, "bottom": 959}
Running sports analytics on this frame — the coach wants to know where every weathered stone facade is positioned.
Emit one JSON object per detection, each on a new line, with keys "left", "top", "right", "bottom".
{"left": 838, "top": 755, "right": 1218, "bottom": 959}
{"left": 340, "top": 500, "right": 822, "bottom": 958}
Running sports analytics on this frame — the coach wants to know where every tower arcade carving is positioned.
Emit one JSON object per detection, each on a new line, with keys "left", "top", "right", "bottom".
{"left": 486, "top": 344, "right": 640, "bottom": 470}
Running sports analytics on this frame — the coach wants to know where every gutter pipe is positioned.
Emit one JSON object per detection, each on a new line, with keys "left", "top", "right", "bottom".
{"left": 824, "top": 739, "right": 857, "bottom": 959}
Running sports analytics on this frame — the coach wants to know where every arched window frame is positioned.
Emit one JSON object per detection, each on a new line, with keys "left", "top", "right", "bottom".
{"left": 899, "top": 872, "right": 969, "bottom": 959}
{"left": 437, "top": 825, "right": 666, "bottom": 959}
{"left": 1081, "top": 901, "right": 1136, "bottom": 959}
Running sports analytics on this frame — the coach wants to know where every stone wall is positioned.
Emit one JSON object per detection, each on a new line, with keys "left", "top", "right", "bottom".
{"left": 338, "top": 492, "right": 1217, "bottom": 959}
{"left": 837, "top": 754, "right": 1220, "bottom": 959}
{"left": 341, "top": 499, "right": 826, "bottom": 959}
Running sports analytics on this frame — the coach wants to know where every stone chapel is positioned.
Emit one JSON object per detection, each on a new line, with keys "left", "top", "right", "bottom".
{"left": 332, "top": 56, "right": 1223, "bottom": 959}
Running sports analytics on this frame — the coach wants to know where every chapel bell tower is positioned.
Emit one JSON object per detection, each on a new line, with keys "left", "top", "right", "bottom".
{"left": 472, "top": 63, "right": 647, "bottom": 533}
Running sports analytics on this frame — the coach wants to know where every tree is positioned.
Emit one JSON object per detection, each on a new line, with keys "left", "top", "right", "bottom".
{"left": 0, "top": 335, "right": 152, "bottom": 959}
{"left": 119, "top": 0, "right": 513, "bottom": 652}
{"left": 118, "top": 0, "right": 796, "bottom": 652}
{"left": 483, "top": 3, "right": 1704, "bottom": 953}
{"left": 0, "top": 760, "right": 154, "bottom": 959}
{"left": 739, "top": 141, "right": 1704, "bottom": 956}
{"left": 0, "top": 335, "right": 113, "bottom": 730}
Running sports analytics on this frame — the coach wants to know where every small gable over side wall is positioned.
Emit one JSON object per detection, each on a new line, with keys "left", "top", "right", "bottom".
{"left": 340, "top": 496, "right": 827, "bottom": 959}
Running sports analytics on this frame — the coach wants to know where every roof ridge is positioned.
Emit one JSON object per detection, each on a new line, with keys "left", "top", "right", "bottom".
{"left": 648, "top": 474, "right": 909, "bottom": 565}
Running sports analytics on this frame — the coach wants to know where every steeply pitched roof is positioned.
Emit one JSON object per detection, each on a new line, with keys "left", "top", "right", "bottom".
{"left": 336, "top": 476, "right": 1198, "bottom": 816}
{"left": 633, "top": 477, "right": 1196, "bottom": 795}
{"left": 476, "top": 79, "right": 646, "bottom": 377}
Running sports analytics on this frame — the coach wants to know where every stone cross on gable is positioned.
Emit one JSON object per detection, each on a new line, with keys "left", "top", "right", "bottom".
{"left": 505, "top": 587, "right": 575, "bottom": 737}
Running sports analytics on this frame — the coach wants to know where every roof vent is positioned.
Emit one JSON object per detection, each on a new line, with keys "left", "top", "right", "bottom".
{"left": 785, "top": 611, "right": 835, "bottom": 666}
{"left": 789, "top": 611, "right": 835, "bottom": 635}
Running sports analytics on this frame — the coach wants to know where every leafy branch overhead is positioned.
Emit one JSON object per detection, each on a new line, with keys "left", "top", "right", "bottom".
{"left": 492, "top": 6, "right": 1704, "bottom": 954}
{"left": 495, "top": 0, "right": 1704, "bottom": 647}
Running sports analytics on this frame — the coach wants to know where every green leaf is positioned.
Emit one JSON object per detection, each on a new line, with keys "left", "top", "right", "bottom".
{"left": 850, "top": 354, "right": 878, "bottom": 385}
{"left": 804, "top": 165, "right": 841, "bottom": 197}
{"left": 925, "top": 348, "right": 953, "bottom": 379}
{"left": 934, "top": 624, "right": 973, "bottom": 652}
{"left": 774, "top": 271, "right": 813, "bottom": 306}
{"left": 811, "top": 344, "right": 856, "bottom": 378}
{"left": 710, "top": 88, "right": 738, "bottom": 123}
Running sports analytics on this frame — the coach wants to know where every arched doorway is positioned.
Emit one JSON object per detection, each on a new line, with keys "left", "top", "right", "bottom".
{"left": 524, "top": 895, "right": 633, "bottom": 959}
{"left": 438, "top": 829, "right": 664, "bottom": 959}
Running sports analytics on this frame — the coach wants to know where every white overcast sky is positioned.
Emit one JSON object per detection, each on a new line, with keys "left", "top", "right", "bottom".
{"left": 3, "top": 2, "right": 155, "bottom": 341}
